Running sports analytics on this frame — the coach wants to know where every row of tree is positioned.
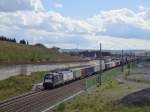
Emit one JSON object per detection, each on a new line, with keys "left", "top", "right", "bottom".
{"left": 0, "top": 36, "right": 29, "bottom": 45}
{"left": 0, "top": 36, "right": 16, "bottom": 43}
{"left": 19, "top": 40, "right": 29, "bottom": 45}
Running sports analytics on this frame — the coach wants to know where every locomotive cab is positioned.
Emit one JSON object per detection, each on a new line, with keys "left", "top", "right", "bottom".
{"left": 43, "top": 72, "right": 64, "bottom": 89}
{"left": 43, "top": 73, "right": 54, "bottom": 89}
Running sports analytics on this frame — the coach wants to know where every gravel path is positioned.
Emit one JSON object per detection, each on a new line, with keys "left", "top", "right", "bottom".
{"left": 127, "top": 74, "right": 150, "bottom": 82}
{"left": 117, "top": 62, "right": 150, "bottom": 107}
{"left": 118, "top": 76, "right": 150, "bottom": 90}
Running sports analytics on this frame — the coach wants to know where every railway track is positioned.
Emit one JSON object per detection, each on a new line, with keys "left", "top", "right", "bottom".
{"left": 0, "top": 64, "right": 129, "bottom": 112}
{"left": 0, "top": 79, "right": 84, "bottom": 112}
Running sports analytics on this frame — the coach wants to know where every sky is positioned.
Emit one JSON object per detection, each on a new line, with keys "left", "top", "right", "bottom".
{"left": 0, "top": 0, "right": 150, "bottom": 50}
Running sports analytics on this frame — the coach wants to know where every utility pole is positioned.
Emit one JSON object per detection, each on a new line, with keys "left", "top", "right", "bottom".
{"left": 99, "top": 43, "right": 102, "bottom": 85}
{"left": 129, "top": 52, "right": 132, "bottom": 74}
{"left": 121, "top": 49, "right": 124, "bottom": 72}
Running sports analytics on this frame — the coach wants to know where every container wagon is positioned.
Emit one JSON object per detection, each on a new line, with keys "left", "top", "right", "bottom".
{"left": 71, "top": 68, "right": 82, "bottom": 80}
{"left": 94, "top": 62, "right": 106, "bottom": 72}
{"left": 105, "top": 62, "right": 113, "bottom": 69}
{"left": 111, "top": 61, "right": 116, "bottom": 68}
{"left": 81, "top": 66, "right": 95, "bottom": 78}
{"left": 59, "top": 71, "right": 74, "bottom": 83}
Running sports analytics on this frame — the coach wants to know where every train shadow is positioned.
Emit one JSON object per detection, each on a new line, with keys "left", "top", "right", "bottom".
{"left": 119, "top": 88, "right": 150, "bottom": 107}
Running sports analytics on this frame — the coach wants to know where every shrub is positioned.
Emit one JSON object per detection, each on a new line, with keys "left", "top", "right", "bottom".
{"left": 100, "top": 80, "right": 119, "bottom": 91}
{"left": 56, "top": 102, "right": 66, "bottom": 112}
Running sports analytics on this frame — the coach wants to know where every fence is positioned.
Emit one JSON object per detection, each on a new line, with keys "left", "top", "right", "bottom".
{"left": 85, "top": 75, "right": 98, "bottom": 89}
{"left": 85, "top": 66, "right": 123, "bottom": 90}
{"left": 85, "top": 61, "right": 140, "bottom": 90}
{"left": 127, "top": 61, "right": 150, "bottom": 82}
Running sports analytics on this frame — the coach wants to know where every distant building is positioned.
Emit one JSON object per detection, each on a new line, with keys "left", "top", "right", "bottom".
{"left": 51, "top": 46, "right": 60, "bottom": 52}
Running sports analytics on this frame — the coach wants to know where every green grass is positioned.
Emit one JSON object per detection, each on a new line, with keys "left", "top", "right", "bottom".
{"left": 0, "top": 72, "right": 45, "bottom": 101}
{"left": 0, "top": 41, "right": 80, "bottom": 64}
{"left": 56, "top": 80, "right": 150, "bottom": 112}
{"left": 85, "top": 67, "right": 123, "bottom": 89}
{"left": 102, "top": 67, "right": 123, "bottom": 83}
{"left": 100, "top": 80, "right": 119, "bottom": 91}
{"left": 85, "top": 75, "right": 98, "bottom": 89}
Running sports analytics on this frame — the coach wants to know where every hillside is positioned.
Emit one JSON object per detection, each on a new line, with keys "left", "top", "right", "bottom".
{"left": 0, "top": 41, "right": 81, "bottom": 64}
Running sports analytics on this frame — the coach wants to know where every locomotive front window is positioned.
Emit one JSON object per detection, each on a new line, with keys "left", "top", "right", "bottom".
{"left": 45, "top": 74, "right": 53, "bottom": 79}
{"left": 45, "top": 74, "right": 53, "bottom": 83}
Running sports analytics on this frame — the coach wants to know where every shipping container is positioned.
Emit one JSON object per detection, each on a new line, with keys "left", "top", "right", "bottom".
{"left": 103, "top": 56, "right": 112, "bottom": 63}
{"left": 71, "top": 68, "right": 82, "bottom": 79}
{"left": 94, "top": 62, "right": 106, "bottom": 72}
{"left": 81, "top": 66, "right": 95, "bottom": 78}
{"left": 112, "top": 61, "right": 116, "bottom": 68}
{"left": 60, "top": 71, "right": 74, "bottom": 82}
{"left": 94, "top": 65, "right": 99, "bottom": 72}
{"left": 105, "top": 62, "right": 113, "bottom": 69}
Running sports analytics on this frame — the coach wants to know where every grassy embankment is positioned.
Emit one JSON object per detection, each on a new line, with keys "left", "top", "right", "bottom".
{"left": 56, "top": 64, "right": 150, "bottom": 112}
{"left": 56, "top": 80, "right": 150, "bottom": 112}
{"left": 0, "top": 41, "right": 81, "bottom": 101}
{"left": 0, "top": 72, "right": 45, "bottom": 101}
{"left": 0, "top": 41, "right": 80, "bottom": 64}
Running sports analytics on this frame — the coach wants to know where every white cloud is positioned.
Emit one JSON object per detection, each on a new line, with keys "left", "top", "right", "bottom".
{"left": 0, "top": 0, "right": 44, "bottom": 12}
{"left": 89, "top": 35, "right": 150, "bottom": 50}
{"left": 88, "top": 8, "right": 150, "bottom": 39}
{"left": 138, "top": 7, "right": 150, "bottom": 20}
{"left": 0, "top": 11, "right": 99, "bottom": 35}
{"left": 139, "top": 5, "right": 145, "bottom": 11}
{"left": 0, "top": 2, "right": 150, "bottom": 49}
{"left": 54, "top": 3, "right": 63, "bottom": 8}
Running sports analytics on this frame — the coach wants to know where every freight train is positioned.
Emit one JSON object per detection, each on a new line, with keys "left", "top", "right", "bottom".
{"left": 43, "top": 58, "right": 135, "bottom": 89}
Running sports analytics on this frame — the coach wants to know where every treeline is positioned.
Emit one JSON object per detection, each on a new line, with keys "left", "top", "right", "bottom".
{"left": 0, "top": 36, "right": 16, "bottom": 43}
{"left": 19, "top": 40, "right": 29, "bottom": 45}
{"left": 0, "top": 36, "right": 28, "bottom": 45}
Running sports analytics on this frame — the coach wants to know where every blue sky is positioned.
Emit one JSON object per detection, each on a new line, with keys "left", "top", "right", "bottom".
{"left": 0, "top": 0, "right": 150, "bottom": 50}
{"left": 43, "top": 0, "right": 150, "bottom": 19}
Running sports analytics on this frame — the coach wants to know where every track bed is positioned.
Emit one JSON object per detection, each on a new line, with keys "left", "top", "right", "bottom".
{"left": 0, "top": 79, "right": 84, "bottom": 112}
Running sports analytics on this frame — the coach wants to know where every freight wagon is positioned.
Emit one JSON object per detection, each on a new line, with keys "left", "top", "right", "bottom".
{"left": 60, "top": 71, "right": 74, "bottom": 82}
{"left": 94, "top": 60, "right": 105, "bottom": 72}
{"left": 71, "top": 68, "right": 82, "bottom": 79}
{"left": 115, "top": 60, "right": 120, "bottom": 66}
{"left": 81, "top": 66, "right": 95, "bottom": 78}
{"left": 111, "top": 61, "right": 116, "bottom": 68}
{"left": 105, "top": 62, "right": 113, "bottom": 69}
{"left": 94, "top": 64, "right": 105, "bottom": 72}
